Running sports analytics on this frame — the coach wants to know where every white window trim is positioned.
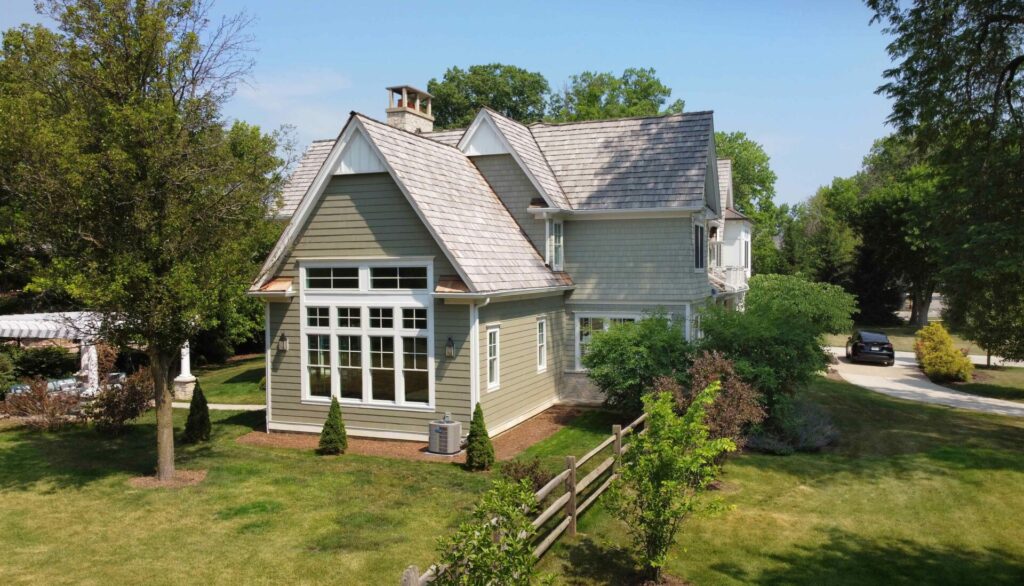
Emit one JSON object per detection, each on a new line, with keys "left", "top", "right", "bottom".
{"left": 693, "top": 219, "right": 707, "bottom": 272}
{"left": 486, "top": 324, "right": 500, "bottom": 391}
{"left": 298, "top": 260, "right": 435, "bottom": 411}
{"left": 536, "top": 317, "right": 547, "bottom": 373}
{"left": 550, "top": 220, "right": 564, "bottom": 271}
{"left": 573, "top": 311, "right": 643, "bottom": 372}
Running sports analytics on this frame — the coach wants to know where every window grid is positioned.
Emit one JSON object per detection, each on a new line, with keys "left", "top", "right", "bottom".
{"left": 537, "top": 319, "right": 547, "bottom": 372}
{"left": 306, "top": 334, "right": 331, "bottom": 397}
{"left": 402, "top": 308, "right": 427, "bottom": 330}
{"left": 306, "top": 306, "right": 330, "bottom": 328}
{"left": 337, "top": 307, "right": 361, "bottom": 328}
{"left": 577, "top": 315, "right": 639, "bottom": 370}
{"left": 487, "top": 327, "right": 500, "bottom": 389}
{"left": 306, "top": 267, "right": 359, "bottom": 290}
{"left": 369, "top": 307, "right": 394, "bottom": 329}
{"left": 370, "top": 266, "right": 428, "bottom": 290}
{"left": 551, "top": 222, "right": 564, "bottom": 270}
{"left": 337, "top": 335, "right": 362, "bottom": 400}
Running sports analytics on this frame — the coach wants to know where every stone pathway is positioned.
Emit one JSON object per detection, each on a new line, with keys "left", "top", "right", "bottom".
{"left": 171, "top": 402, "right": 264, "bottom": 412}
{"left": 826, "top": 347, "right": 1024, "bottom": 418}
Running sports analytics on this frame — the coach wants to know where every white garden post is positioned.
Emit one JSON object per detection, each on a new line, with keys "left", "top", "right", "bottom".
{"left": 173, "top": 341, "right": 197, "bottom": 400}
{"left": 80, "top": 340, "right": 99, "bottom": 392}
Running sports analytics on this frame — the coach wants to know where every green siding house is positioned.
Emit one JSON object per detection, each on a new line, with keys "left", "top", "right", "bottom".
{"left": 250, "top": 85, "right": 750, "bottom": 441}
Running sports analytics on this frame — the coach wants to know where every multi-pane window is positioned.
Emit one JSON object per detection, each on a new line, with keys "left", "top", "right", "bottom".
{"left": 403, "top": 337, "right": 429, "bottom": 404}
{"left": 306, "top": 267, "right": 358, "bottom": 290}
{"left": 537, "top": 319, "right": 547, "bottom": 372}
{"left": 307, "top": 334, "right": 331, "bottom": 397}
{"left": 337, "top": 335, "right": 362, "bottom": 400}
{"left": 337, "top": 307, "right": 360, "bottom": 328}
{"left": 369, "top": 336, "right": 395, "bottom": 401}
{"left": 402, "top": 308, "right": 427, "bottom": 330}
{"left": 370, "top": 266, "right": 428, "bottom": 290}
{"left": 577, "top": 315, "right": 639, "bottom": 370}
{"left": 369, "top": 307, "right": 393, "bottom": 329}
{"left": 694, "top": 223, "right": 706, "bottom": 270}
{"left": 307, "top": 307, "right": 329, "bottom": 328}
{"left": 487, "top": 327, "right": 500, "bottom": 390}
{"left": 551, "top": 221, "right": 564, "bottom": 270}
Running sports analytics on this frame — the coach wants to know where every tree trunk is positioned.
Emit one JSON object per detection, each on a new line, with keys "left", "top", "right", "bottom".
{"left": 912, "top": 286, "right": 933, "bottom": 328}
{"left": 987, "top": 351, "right": 991, "bottom": 368}
{"left": 150, "top": 350, "right": 175, "bottom": 481}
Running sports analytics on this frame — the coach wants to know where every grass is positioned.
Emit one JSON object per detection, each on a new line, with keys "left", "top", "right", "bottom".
{"left": 0, "top": 409, "right": 491, "bottom": 584}
{"left": 948, "top": 366, "right": 1024, "bottom": 403}
{"left": 538, "top": 377, "right": 1024, "bottom": 585}
{"left": 194, "top": 355, "right": 265, "bottom": 404}
{"left": 824, "top": 324, "right": 983, "bottom": 355}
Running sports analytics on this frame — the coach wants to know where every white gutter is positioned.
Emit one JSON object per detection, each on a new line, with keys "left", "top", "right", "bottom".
{"left": 527, "top": 205, "right": 703, "bottom": 218}
{"left": 435, "top": 285, "right": 574, "bottom": 301}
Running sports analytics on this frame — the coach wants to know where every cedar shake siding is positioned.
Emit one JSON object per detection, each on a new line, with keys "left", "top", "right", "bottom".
{"left": 563, "top": 218, "right": 710, "bottom": 304}
{"left": 478, "top": 295, "right": 566, "bottom": 432}
{"left": 471, "top": 154, "right": 548, "bottom": 251}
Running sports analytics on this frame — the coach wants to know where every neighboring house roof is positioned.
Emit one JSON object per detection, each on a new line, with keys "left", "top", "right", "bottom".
{"left": 717, "top": 159, "right": 733, "bottom": 212}
{"left": 724, "top": 207, "right": 751, "bottom": 221}
{"left": 482, "top": 109, "right": 572, "bottom": 209}
{"left": 277, "top": 139, "right": 333, "bottom": 219}
{"left": 528, "top": 111, "right": 715, "bottom": 210}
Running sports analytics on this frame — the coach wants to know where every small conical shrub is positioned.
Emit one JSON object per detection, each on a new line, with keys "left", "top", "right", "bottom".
{"left": 317, "top": 397, "right": 347, "bottom": 455}
{"left": 465, "top": 403, "right": 494, "bottom": 471}
{"left": 182, "top": 382, "right": 211, "bottom": 444}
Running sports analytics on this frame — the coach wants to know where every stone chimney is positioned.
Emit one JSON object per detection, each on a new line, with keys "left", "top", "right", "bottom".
{"left": 386, "top": 85, "right": 434, "bottom": 133}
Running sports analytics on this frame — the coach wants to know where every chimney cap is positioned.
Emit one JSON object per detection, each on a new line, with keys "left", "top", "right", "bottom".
{"left": 386, "top": 85, "right": 432, "bottom": 98}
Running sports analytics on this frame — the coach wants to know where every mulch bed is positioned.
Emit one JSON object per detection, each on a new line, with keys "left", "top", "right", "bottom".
{"left": 236, "top": 404, "right": 586, "bottom": 463}
{"left": 128, "top": 469, "right": 207, "bottom": 489}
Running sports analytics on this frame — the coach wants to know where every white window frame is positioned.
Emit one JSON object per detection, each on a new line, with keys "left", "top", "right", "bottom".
{"left": 573, "top": 312, "right": 643, "bottom": 371}
{"left": 536, "top": 317, "right": 547, "bottom": 373}
{"left": 486, "top": 324, "right": 500, "bottom": 391}
{"left": 549, "top": 220, "right": 564, "bottom": 271}
{"left": 693, "top": 219, "right": 707, "bottom": 271}
{"left": 298, "top": 259, "right": 435, "bottom": 411}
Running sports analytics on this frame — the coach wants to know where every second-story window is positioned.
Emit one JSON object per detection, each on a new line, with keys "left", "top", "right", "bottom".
{"left": 551, "top": 221, "right": 564, "bottom": 270}
{"left": 307, "top": 267, "right": 359, "bottom": 290}
{"left": 370, "top": 266, "right": 428, "bottom": 290}
{"left": 694, "top": 222, "right": 706, "bottom": 270}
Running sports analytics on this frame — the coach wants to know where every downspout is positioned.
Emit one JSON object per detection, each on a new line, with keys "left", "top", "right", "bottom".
{"left": 263, "top": 302, "right": 272, "bottom": 433}
{"left": 469, "top": 297, "right": 491, "bottom": 412}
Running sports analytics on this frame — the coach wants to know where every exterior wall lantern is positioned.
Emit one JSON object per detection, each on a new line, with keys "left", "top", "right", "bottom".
{"left": 277, "top": 333, "right": 289, "bottom": 352}
{"left": 445, "top": 337, "right": 455, "bottom": 359}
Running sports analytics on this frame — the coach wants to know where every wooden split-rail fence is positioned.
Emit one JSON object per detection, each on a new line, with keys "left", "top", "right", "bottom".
{"left": 400, "top": 412, "right": 648, "bottom": 585}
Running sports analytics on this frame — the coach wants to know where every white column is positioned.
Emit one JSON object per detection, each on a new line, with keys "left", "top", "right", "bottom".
{"left": 80, "top": 341, "right": 99, "bottom": 391}
{"left": 174, "top": 341, "right": 196, "bottom": 383}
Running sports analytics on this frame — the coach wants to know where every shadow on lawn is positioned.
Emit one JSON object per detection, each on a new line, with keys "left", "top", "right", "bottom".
{"left": 713, "top": 529, "right": 1024, "bottom": 585}
{"left": 550, "top": 536, "right": 640, "bottom": 585}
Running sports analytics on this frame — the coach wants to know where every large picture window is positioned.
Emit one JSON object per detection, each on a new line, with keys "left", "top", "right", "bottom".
{"left": 300, "top": 261, "right": 434, "bottom": 408}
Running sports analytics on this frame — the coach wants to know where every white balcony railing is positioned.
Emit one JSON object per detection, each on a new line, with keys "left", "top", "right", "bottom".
{"left": 709, "top": 266, "right": 748, "bottom": 292}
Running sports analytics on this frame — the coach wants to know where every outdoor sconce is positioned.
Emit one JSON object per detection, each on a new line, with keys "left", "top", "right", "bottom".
{"left": 277, "top": 333, "right": 289, "bottom": 352}
{"left": 445, "top": 337, "right": 455, "bottom": 359}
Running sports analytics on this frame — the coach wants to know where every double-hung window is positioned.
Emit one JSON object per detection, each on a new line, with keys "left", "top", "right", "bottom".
{"left": 486, "top": 325, "right": 500, "bottom": 390}
{"left": 306, "top": 334, "right": 331, "bottom": 397}
{"left": 550, "top": 221, "right": 564, "bottom": 270}
{"left": 694, "top": 222, "right": 706, "bottom": 270}
{"left": 536, "top": 318, "right": 547, "bottom": 373}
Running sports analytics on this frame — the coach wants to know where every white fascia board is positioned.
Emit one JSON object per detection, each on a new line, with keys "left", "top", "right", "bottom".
{"left": 458, "top": 110, "right": 560, "bottom": 210}
{"left": 528, "top": 206, "right": 702, "bottom": 220}
{"left": 435, "top": 285, "right": 573, "bottom": 302}
{"left": 253, "top": 115, "right": 478, "bottom": 294}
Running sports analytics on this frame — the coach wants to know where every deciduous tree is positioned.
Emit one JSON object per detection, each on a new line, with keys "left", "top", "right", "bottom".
{"left": 547, "top": 67, "right": 684, "bottom": 122}
{"left": 427, "top": 63, "right": 550, "bottom": 130}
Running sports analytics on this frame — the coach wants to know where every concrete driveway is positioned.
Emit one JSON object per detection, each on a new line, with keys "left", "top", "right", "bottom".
{"left": 826, "top": 347, "right": 1024, "bottom": 418}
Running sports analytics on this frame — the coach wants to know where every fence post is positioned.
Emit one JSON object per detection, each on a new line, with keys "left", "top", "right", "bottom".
{"left": 401, "top": 565, "right": 420, "bottom": 586}
{"left": 612, "top": 424, "right": 622, "bottom": 473}
{"left": 565, "top": 455, "right": 577, "bottom": 536}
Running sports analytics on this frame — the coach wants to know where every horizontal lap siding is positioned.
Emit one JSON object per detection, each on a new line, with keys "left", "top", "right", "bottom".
{"left": 564, "top": 217, "right": 709, "bottom": 304}
{"left": 478, "top": 296, "right": 566, "bottom": 431}
{"left": 266, "top": 173, "right": 470, "bottom": 436}
{"left": 471, "top": 154, "right": 547, "bottom": 251}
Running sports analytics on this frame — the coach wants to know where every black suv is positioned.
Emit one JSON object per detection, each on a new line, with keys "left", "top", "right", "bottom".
{"left": 845, "top": 330, "right": 895, "bottom": 366}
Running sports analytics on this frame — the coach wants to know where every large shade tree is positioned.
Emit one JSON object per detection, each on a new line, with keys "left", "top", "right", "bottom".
{"left": 427, "top": 63, "right": 550, "bottom": 130}
{"left": 868, "top": 0, "right": 1024, "bottom": 356}
{"left": 546, "top": 67, "right": 684, "bottom": 122}
{"left": 0, "top": 0, "right": 284, "bottom": 480}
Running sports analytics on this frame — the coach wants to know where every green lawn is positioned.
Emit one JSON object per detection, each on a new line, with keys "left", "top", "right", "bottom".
{"left": 3, "top": 377, "right": 1024, "bottom": 584}
{"left": 0, "top": 410, "right": 490, "bottom": 584}
{"left": 825, "top": 324, "right": 983, "bottom": 355}
{"left": 539, "top": 377, "right": 1024, "bottom": 584}
{"left": 948, "top": 366, "right": 1024, "bottom": 403}
{"left": 194, "top": 355, "right": 265, "bottom": 404}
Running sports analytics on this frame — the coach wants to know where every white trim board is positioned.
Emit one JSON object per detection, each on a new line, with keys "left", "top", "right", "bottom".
{"left": 268, "top": 420, "right": 429, "bottom": 442}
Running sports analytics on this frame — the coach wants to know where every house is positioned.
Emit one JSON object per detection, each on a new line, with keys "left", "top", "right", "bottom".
{"left": 249, "top": 85, "right": 751, "bottom": 441}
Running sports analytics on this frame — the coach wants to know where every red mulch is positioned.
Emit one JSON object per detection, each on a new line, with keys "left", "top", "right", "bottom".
{"left": 128, "top": 469, "right": 207, "bottom": 489}
{"left": 236, "top": 404, "right": 586, "bottom": 463}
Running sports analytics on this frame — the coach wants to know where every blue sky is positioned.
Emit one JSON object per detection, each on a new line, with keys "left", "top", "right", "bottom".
{"left": 1, "top": 1, "right": 894, "bottom": 206}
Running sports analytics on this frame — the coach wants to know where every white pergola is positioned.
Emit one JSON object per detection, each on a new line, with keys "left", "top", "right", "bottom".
{"left": 0, "top": 312, "right": 193, "bottom": 393}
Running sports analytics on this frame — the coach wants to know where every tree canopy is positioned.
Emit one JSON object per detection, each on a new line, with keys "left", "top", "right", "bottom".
{"left": 0, "top": 0, "right": 285, "bottom": 480}
{"left": 426, "top": 63, "right": 550, "bottom": 130}
{"left": 547, "top": 67, "right": 684, "bottom": 122}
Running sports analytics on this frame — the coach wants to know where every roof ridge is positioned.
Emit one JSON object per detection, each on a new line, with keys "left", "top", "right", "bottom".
{"left": 352, "top": 111, "right": 468, "bottom": 154}
{"left": 530, "top": 110, "right": 713, "bottom": 128}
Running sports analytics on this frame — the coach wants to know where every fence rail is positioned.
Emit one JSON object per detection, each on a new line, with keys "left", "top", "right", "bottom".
{"left": 401, "top": 412, "right": 648, "bottom": 585}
